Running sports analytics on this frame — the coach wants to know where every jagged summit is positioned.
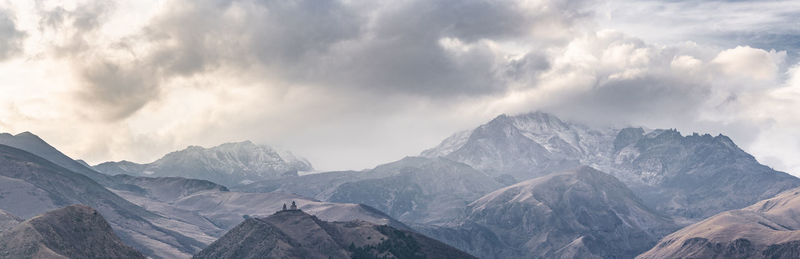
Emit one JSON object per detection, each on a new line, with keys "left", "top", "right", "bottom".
{"left": 423, "top": 111, "right": 616, "bottom": 181}
{"left": 94, "top": 141, "right": 313, "bottom": 187}
{"left": 422, "top": 111, "right": 800, "bottom": 220}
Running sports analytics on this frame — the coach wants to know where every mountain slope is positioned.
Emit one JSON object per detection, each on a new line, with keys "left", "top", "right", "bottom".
{"left": 0, "top": 134, "right": 402, "bottom": 258}
{"left": 193, "top": 209, "right": 475, "bottom": 259}
{"left": 639, "top": 187, "right": 800, "bottom": 258}
{"left": 104, "top": 173, "right": 412, "bottom": 246}
{"left": 0, "top": 132, "right": 114, "bottom": 185}
{"left": 424, "top": 166, "right": 676, "bottom": 259}
{"left": 116, "top": 185, "right": 409, "bottom": 232}
{"left": 236, "top": 170, "right": 363, "bottom": 199}
{"left": 95, "top": 141, "right": 312, "bottom": 187}
{"left": 110, "top": 174, "right": 230, "bottom": 202}
{"left": 0, "top": 209, "right": 21, "bottom": 233}
{"left": 0, "top": 205, "right": 144, "bottom": 259}
{"left": 327, "top": 157, "right": 504, "bottom": 224}
{"left": 0, "top": 144, "right": 207, "bottom": 258}
{"left": 423, "top": 112, "right": 800, "bottom": 220}
{"left": 239, "top": 156, "right": 503, "bottom": 224}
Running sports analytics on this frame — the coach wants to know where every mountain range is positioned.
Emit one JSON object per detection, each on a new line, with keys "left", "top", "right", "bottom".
{"left": 0, "top": 133, "right": 413, "bottom": 258}
{"left": 422, "top": 112, "right": 800, "bottom": 221}
{"left": 2, "top": 110, "right": 800, "bottom": 258}
{"left": 234, "top": 111, "right": 800, "bottom": 258}
{"left": 0, "top": 143, "right": 208, "bottom": 258}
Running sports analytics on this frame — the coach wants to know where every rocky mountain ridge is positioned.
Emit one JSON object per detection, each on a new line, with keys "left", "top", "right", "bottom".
{"left": 422, "top": 112, "right": 800, "bottom": 220}
{"left": 0, "top": 205, "right": 144, "bottom": 259}
{"left": 639, "top": 187, "right": 800, "bottom": 258}
{"left": 194, "top": 209, "right": 475, "bottom": 259}
{"left": 95, "top": 141, "right": 313, "bottom": 187}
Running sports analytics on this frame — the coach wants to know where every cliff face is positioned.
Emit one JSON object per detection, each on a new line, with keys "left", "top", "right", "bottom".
{"left": 194, "top": 209, "right": 475, "bottom": 259}
{"left": 0, "top": 205, "right": 144, "bottom": 259}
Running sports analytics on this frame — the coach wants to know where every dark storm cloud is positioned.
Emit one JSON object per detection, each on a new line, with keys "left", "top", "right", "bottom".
{"left": 31, "top": 1, "right": 162, "bottom": 121}
{"left": 77, "top": 60, "right": 160, "bottom": 121}
{"left": 305, "top": 0, "right": 584, "bottom": 96}
{"left": 0, "top": 9, "right": 26, "bottom": 60}
{"left": 138, "top": 0, "right": 581, "bottom": 97}
{"left": 60, "top": 0, "right": 584, "bottom": 121}
{"left": 36, "top": 1, "right": 116, "bottom": 56}
{"left": 545, "top": 75, "right": 710, "bottom": 127}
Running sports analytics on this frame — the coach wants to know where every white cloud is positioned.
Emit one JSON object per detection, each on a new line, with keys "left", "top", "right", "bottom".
{"left": 711, "top": 46, "right": 785, "bottom": 81}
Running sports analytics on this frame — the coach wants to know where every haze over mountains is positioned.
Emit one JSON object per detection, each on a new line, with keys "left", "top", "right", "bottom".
{"left": 1, "top": 111, "right": 799, "bottom": 258}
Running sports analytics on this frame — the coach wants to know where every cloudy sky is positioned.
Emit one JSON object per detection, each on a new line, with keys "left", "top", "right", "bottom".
{"left": 1, "top": 0, "right": 800, "bottom": 174}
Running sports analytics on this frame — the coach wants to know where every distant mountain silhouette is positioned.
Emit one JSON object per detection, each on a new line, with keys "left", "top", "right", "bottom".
{"left": 95, "top": 141, "right": 312, "bottom": 187}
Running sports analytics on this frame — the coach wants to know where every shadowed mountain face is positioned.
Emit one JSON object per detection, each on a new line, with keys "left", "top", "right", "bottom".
{"left": 0, "top": 205, "right": 144, "bottom": 259}
{"left": 639, "top": 187, "right": 800, "bottom": 259}
{"left": 0, "top": 132, "right": 114, "bottom": 185}
{"left": 422, "top": 112, "right": 800, "bottom": 220}
{"left": 194, "top": 209, "right": 476, "bottom": 259}
{"left": 0, "top": 144, "right": 205, "bottom": 258}
{"left": 327, "top": 157, "right": 504, "bottom": 224}
{"left": 109, "top": 174, "right": 230, "bottom": 202}
{"left": 420, "top": 166, "right": 676, "bottom": 259}
{"left": 95, "top": 141, "right": 313, "bottom": 187}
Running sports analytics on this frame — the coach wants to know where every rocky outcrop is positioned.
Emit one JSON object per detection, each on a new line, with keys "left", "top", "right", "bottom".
{"left": 0, "top": 205, "right": 144, "bottom": 259}
{"left": 194, "top": 209, "right": 475, "bottom": 259}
